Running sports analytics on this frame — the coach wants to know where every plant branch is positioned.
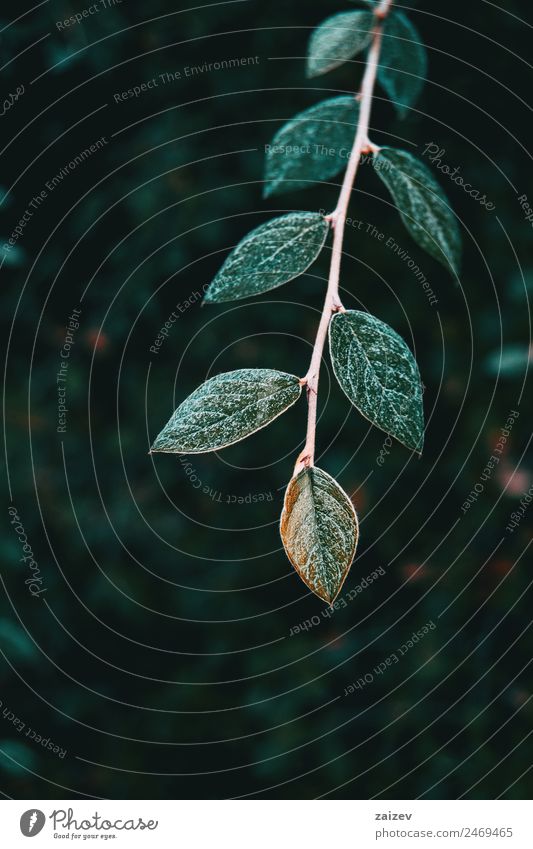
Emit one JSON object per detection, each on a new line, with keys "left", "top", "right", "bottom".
{"left": 295, "top": 1, "right": 394, "bottom": 475}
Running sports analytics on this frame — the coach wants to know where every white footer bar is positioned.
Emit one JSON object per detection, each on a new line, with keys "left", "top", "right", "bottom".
{"left": 1, "top": 800, "right": 531, "bottom": 848}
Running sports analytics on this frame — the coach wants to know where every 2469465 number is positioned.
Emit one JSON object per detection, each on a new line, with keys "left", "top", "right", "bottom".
{"left": 463, "top": 828, "right": 513, "bottom": 838}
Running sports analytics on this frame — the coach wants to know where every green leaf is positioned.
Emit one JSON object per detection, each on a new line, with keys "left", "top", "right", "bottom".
{"left": 280, "top": 466, "right": 358, "bottom": 603}
{"left": 329, "top": 310, "right": 424, "bottom": 452}
{"left": 151, "top": 369, "right": 302, "bottom": 454}
{"left": 379, "top": 12, "right": 427, "bottom": 116}
{"left": 373, "top": 147, "right": 461, "bottom": 274}
{"left": 264, "top": 96, "right": 359, "bottom": 197}
{"left": 203, "top": 212, "right": 329, "bottom": 303}
{"left": 306, "top": 10, "right": 375, "bottom": 78}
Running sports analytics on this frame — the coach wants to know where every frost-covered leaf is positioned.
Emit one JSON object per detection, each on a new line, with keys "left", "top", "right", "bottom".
{"left": 280, "top": 466, "right": 358, "bottom": 603}
{"left": 307, "top": 10, "right": 375, "bottom": 78}
{"left": 373, "top": 147, "right": 461, "bottom": 274}
{"left": 203, "top": 213, "right": 329, "bottom": 303}
{"left": 151, "top": 369, "right": 302, "bottom": 454}
{"left": 329, "top": 310, "right": 424, "bottom": 452}
{"left": 264, "top": 97, "right": 359, "bottom": 197}
{"left": 379, "top": 12, "right": 427, "bottom": 116}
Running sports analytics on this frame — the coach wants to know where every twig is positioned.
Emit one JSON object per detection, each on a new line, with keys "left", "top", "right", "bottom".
{"left": 294, "top": 0, "right": 394, "bottom": 475}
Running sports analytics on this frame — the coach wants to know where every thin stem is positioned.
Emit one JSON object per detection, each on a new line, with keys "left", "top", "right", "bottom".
{"left": 294, "top": 1, "right": 394, "bottom": 475}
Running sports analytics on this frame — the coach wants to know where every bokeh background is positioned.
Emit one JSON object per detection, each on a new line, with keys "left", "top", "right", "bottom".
{"left": 1, "top": 0, "right": 532, "bottom": 799}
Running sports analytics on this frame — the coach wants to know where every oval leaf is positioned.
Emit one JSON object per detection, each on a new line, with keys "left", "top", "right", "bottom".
{"left": 373, "top": 147, "right": 461, "bottom": 274}
{"left": 203, "top": 212, "right": 329, "bottom": 303}
{"left": 280, "top": 466, "right": 358, "bottom": 603}
{"left": 264, "top": 96, "right": 359, "bottom": 198}
{"left": 151, "top": 369, "right": 302, "bottom": 454}
{"left": 307, "top": 10, "right": 375, "bottom": 78}
{"left": 329, "top": 310, "right": 424, "bottom": 452}
{"left": 379, "top": 12, "right": 427, "bottom": 116}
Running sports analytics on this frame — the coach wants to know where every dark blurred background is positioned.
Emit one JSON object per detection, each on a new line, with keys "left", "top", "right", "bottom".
{"left": 1, "top": 0, "right": 531, "bottom": 799}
